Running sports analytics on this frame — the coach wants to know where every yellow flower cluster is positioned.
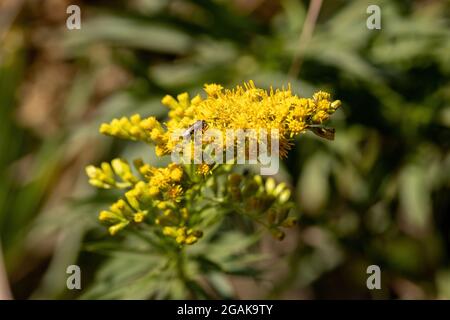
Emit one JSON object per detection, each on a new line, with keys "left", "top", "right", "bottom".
{"left": 98, "top": 199, "right": 146, "bottom": 235}
{"left": 87, "top": 158, "right": 200, "bottom": 241}
{"left": 196, "top": 163, "right": 212, "bottom": 176}
{"left": 163, "top": 226, "right": 203, "bottom": 245}
{"left": 85, "top": 158, "right": 138, "bottom": 189}
{"left": 192, "top": 82, "right": 340, "bottom": 134}
{"left": 99, "top": 114, "right": 168, "bottom": 156}
{"left": 86, "top": 82, "right": 340, "bottom": 244}
{"left": 97, "top": 81, "right": 341, "bottom": 160}
{"left": 134, "top": 161, "right": 184, "bottom": 198}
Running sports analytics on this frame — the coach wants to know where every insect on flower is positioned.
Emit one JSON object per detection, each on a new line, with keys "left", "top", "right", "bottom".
{"left": 90, "top": 82, "right": 341, "bottom": 240}
{"left": 182, "top": 120, "right": 208, "bottom": 138}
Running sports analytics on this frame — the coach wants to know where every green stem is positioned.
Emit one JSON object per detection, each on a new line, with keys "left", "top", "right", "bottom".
{"left": 127, "top": 228, "right": 166, "bottom": 253}
{"left": 174, "top": 246, "right": 198, "bottom": 298}
{"left": 175, "top": 247, "right": 187, "bottom": 281}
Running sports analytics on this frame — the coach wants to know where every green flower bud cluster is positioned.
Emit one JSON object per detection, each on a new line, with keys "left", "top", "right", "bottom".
{"left": 99, "top": 199, "right": 147, "bottom": 235}
{"left": 226, "top": 173, "right": 297, "bottom": 240}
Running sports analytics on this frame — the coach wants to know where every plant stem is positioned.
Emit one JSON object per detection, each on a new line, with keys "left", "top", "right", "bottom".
{"left": 174, "top": 246, "right": 197, "bottom": 298}
{"left": 0, "top": 241, "right": 12, "bottom": 300}
{"left": 175, "top": 247, "right": 187, "bottom": 281}
{"left": 288, "top": 0, "right": 323, "bottom": 78}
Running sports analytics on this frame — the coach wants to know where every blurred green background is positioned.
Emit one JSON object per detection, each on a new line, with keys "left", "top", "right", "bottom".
{"left": 0, "top": 0, "right": 449, "bottom": 299}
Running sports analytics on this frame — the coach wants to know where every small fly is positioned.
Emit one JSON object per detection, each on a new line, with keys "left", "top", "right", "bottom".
{"left": 182, "top": 120, "right": 207, "bottom": 138}
{"left": 307, "top": 125, "right": 336, "bottom": 140}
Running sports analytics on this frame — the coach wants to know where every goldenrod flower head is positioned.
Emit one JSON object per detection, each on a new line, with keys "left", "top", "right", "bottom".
{"left": 167, "top": 185, "right": 183, "bottom": 202}
{"left": 278, "top": 189, "right": 291, "bottom": 204}
{"left": 163, "top": 226, "right": 178, "bottom": 237}
{"left": 99, "top": 210, "right": 122, "bottom": 223}
{"left": 162, "top": 226, "right": 203, "bottom": 245}
{"left": 133, "top": 212, "right": 146, "bottom": 223}
{"left": 98, "top": 114, "right": 168, "bottom": 153}
{"left": 265, "top": 177, "right": 276, "bottom": 193}
{"left": 110, "top": 199, "right": 129, "bottom": 214}
{"left": 85, "top": 159, "right": 138, "bottom": 189}
{"left": 155, "top": 201, "right": 166, "bottom": 210}
{"left": 155, "top": 145, "right": 168, "bottom": 157}
{"left": 111, "top": 158, "right": 137, "bottom": 184}
{"left": 168, "top": 164, "right": 183, "bottom": 182}
{"left": 148, "top": 185, "right": 160, "bottom": 196}
{"left": 87, "top": 82, "right": 340, "bottom": 242}
{"left": 159, "top": 81, "right": 341, "bottom": 159}
{"left": 181, "top": 208, "right": 189, "bottom": 220}
{"left": 161, "top": 95, "right": 180, "bottom": 109}
{"left": 197, "top": 163, "right": 212, "bottom": 175}
{"left": 85, "top": 164, "right": 114, "bottom": 189}
{"left": 203, "top": 83, "right": 223, "bottom": 96}
{"left": 109, "top": 221, "right": 129, "bottom": 236}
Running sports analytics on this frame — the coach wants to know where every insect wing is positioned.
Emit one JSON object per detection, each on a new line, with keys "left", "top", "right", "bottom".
{"left": 309, "top": 127, "right": 335, "bottom": 140}
{"left": 182, "top": 120, "right": 205, "bottom": 138}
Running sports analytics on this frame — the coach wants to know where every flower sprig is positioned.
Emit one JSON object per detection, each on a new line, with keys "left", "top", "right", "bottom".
{"left": 99, "top": 80, "right": 341, "bottom": 158}
{"left": 86, "top": 81, "right": 341, "bottom": 245}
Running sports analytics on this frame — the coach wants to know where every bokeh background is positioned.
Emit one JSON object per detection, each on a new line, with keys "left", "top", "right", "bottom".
{"left": 1, "top": 0, "right": 449, "bottom": 299}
